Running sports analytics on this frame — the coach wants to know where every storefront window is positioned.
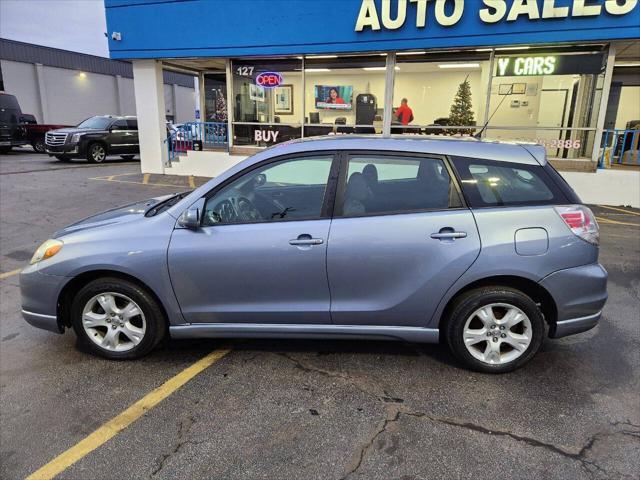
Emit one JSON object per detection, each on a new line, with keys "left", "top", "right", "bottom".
{"left": 391, "top": 52, "right": 491, "bottom": 135}
{"left": 204, "top": 73, "right": 227, "bottom": 123}
{"left": 304, "top": 55, "right": 386, "bottom": 136}
{"left": 231, "top": 58, "right": 303, "bottom": 147}
{"left": 487, "top": 51, "right": 606, "bottom": 159}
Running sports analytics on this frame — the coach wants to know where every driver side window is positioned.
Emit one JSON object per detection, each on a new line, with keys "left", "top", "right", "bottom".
{"left": 202, "top": 155, "right": 333, "bottom": 226}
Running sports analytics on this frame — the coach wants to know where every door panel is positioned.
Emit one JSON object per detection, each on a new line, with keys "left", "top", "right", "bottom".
{"left": 328, "top": 152, "right": 479, "bottom": 327}
{"left": 168, "top": 220, "right": 331, "bottom": 324}
{"left": 327, "top": 210, "right": 480, "bottom": 327}
{"left": 168, "top": 152, "right": 337, "bottom": 325}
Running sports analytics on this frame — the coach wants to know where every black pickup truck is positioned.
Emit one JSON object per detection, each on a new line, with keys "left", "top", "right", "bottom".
{"left": 45, "top": 115, "right": 139, "bottom": 163}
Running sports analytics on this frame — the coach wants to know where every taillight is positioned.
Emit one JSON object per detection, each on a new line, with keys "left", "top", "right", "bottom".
{"left": 555, "top": 205, "right": 599, "bottom": 246}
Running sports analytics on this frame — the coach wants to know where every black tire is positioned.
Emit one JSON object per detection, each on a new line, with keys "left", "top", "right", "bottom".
{"left": 32, "top": 139, "right": 46, "bottom": 153}
{"left": 120, "top": 154, "right": 136, "bottom": 160}
{"left": 71, "top": 277, "right": 167, "bottom": 360}
{"left": 55, "top": 155, "right": 70, "bottom": 161}
{"left": 445, "top": 286, "right": 545, "bottom": 373}
{"left": 87, "top": 142, "right": 107, "bottom": 163}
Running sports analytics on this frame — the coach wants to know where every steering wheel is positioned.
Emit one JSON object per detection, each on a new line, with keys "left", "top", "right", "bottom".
{"left": 204, "top": 199, "right": 236, "bottom": 224}
{"left": 236, "top": 197, "right": 262, "bottom": 222}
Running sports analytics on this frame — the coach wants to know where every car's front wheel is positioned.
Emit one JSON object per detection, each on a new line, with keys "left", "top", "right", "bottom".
{"left": 32, "top": 139, "right": 46, "bottom": 153}
{"left": 71, "top": 278, "right": 166, "bottom": 359}
{"left": 87, "top": 143, "right": 107, "bottom": 163}
{"left": 445, "top": 287, "right": 545, "bottom": 373}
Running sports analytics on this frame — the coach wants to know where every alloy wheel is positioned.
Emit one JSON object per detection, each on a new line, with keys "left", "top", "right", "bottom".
{"left": 82, "top": 292, "right": 146, "bottom": 352}
{"left": 91, "top": 145, "right": 106, "bottom": 162}
{"left": 462, "top": 303, "right": 532, "bottom": 365}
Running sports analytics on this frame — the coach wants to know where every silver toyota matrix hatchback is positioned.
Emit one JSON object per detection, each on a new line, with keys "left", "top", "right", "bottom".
{"left": 20, "top": 136, "right": 607, "bottom": 373}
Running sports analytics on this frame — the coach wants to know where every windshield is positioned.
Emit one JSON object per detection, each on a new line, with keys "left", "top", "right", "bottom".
{"left": 76, "top": 117, "right": 112, "bottom": 129}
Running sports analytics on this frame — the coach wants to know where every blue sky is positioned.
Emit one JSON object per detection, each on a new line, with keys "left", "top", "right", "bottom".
{"left": 0, "top": 0, "right": 109, "bottom": 57}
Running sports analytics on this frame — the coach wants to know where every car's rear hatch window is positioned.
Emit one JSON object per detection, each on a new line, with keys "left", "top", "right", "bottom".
{"left": 451, "top": 156, "right": 568, "bottom": 207}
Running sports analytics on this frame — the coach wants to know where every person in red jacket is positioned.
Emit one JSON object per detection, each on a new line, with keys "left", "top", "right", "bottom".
{"left": 394, "top": 98, "right": 413, "bottom": 125}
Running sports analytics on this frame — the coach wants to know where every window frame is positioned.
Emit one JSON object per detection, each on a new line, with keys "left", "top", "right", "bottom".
{"left": 110, "top": 119, "right": 129, "bottom": 131}
{"left": 200, "top": 150, "right": 341, "bottom": 227}
{"left": 449, "top": 155, "right": 570, "bottom": 208}
{"left": 333, "top": 150, "right": 467, "bottom": 219}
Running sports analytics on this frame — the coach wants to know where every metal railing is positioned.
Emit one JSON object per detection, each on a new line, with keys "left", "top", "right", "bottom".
{"left": 599, "top": 129, "right": 640, "bottom": 168}
{"left": 164, "top": 122, "right": 228, "bottom": 164}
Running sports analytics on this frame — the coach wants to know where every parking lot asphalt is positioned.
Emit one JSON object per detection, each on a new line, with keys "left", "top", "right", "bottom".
{"left": 1, "top": 151, "right": 639, "bottom": 480}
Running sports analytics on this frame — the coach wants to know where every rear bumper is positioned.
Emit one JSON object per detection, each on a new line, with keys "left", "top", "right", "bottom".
{"left": 540, "top": 263, "right": 608, "bottom": 338}
{"left": 552, "top": 311, "right": 602, "bottom": 338}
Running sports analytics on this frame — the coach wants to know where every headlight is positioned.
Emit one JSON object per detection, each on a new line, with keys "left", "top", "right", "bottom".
{"left": 71, "top": 133, "right": 83, "bottom": 143}
{"left": 30, "top": 239, "right": 63, "bottom": 264}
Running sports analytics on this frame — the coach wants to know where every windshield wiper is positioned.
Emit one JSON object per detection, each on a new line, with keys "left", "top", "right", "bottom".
{"left": 145, "top": 191, "right": 192, "bottom": 217}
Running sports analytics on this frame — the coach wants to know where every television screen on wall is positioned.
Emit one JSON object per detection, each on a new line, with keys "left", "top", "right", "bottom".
{"left": 315, "top": 85, "right": 353, "bottom": 110}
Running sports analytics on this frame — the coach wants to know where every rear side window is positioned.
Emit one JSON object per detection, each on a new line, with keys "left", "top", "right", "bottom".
{"left": 451, "top": 156, "right": 566, "bottom": 207}
{"left": 338, "top": 154, "right": 462, "bottom": 217}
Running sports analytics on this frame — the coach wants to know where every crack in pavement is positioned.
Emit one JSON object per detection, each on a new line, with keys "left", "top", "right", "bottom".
{"left": 276, "top": 352, "right": 639, "bottom": 480}
{"left": 149, "top": 416, "right": 204, "bottom": 478}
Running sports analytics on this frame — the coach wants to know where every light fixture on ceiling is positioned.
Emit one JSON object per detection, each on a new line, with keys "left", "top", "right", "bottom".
{"left": 362, "top": 66, "right": 400, "bottom": 71}
{"left": 397, "top": 51, "right": 426, "bottom": 56}
{"left": 306, "top": 55, "right": 338, "bottom": 59}
{"left": 615, "top": 62, "right": 640, "bottom": 67}
{"left": 438, "top": 63, "right": 480, "bottom": 69}
{"left": 476, "top": 46, "right": 530, "bottom": 52}
{"left": 304, "top": 68, "right": 331, "bottom": 72}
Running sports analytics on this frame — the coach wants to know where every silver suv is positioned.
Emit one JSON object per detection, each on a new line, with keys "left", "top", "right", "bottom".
{"left": 20, "top": 136, "right": 607, "bottom": 372}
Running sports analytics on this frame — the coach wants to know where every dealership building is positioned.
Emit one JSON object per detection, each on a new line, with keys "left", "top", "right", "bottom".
{"left": 0, "top": 38, "right": 196, "bottom": 126}
{"left": 105, "top": 0, "right": 639, "bottom": 202}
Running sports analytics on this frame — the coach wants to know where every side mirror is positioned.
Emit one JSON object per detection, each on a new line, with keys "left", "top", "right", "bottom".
{"left": 177, "top": 207, "right": 200, "bottom": 229}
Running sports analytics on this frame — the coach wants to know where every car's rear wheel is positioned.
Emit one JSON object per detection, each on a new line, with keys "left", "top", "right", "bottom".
{"left": 71, "top": 278, "right": 166, "bottom": 359}
{"left": 445, "top": 287, "right": 544, "bottom": 373}
{"left": 87, "top": 143, "right": 107, "bottom": 163}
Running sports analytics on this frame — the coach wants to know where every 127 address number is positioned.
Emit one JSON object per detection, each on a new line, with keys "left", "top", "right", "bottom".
{"left": 236, "top": 66, "right": 254, "bottom": 77}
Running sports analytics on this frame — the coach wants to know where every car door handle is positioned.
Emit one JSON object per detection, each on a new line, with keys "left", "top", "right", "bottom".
{"left": 430, "top": 231, "right": 467, "bottom": 240}
{"left": 289, "top": 237, "right": 324, "bottom": 246}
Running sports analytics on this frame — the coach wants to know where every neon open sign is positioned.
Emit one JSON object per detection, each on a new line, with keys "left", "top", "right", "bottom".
{"left": 256, "top": 71, "right": 283, "bottom": 88}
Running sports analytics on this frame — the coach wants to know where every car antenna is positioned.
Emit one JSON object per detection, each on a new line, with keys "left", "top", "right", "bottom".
{"left": 474, "top": 84, "right": 513, "bottom": 139}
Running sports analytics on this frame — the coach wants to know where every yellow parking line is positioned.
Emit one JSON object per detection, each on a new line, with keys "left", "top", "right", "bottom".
{"left": 595, "top": 216, "right": 640, "bottom": 227}
{"left": 142, "top": 173, "right": 150, "bottom": 185}
{"left": 25, "top": 347, "right": 232, "bottom": 480}
{"left": 0, "top": 268, "right": 21, "bottom": 280}
{"left": 188, "top": 176, "right": 196, "bottom": 188}
{"left": 90, "top": 177, "right": 180, "bottom": 188}
{"left": 598, "top": 205, "right": 640, "bottom": 216}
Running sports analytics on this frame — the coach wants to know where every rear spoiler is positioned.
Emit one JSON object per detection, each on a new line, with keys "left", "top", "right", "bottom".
{"left": 520, "top": 144, "right": 547, "bottom": 166}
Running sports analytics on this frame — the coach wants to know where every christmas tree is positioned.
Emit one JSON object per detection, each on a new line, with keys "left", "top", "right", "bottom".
{"left": 214, "top": 89, "right": 228, "bottom": 122}
{"left": 449, "top": 76, "right": 475, "bottom": 135}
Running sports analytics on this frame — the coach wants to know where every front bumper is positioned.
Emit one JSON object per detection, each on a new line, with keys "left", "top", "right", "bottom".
{"left": 22, "top": 309, "right": 61, "bottom": 333}
{"left": 20, "top": 265, "right": 67, "bottom": 334}
{"left": 45, "top": 143, "right": 79, "bottom": 156}
{"left": 540, "top": 263, "right": 608, "bottom": 338}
